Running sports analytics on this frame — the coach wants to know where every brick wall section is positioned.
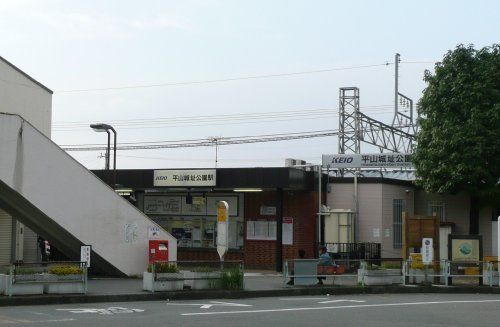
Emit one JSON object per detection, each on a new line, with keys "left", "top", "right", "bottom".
{"left": 244, "top": 190, "right": 319, "bottom": 269}
{"left": 244, "top": 191, "right": 277, "bottom": 269}
{"left": 283, "top": 190, "right": 318, "bottom": 261}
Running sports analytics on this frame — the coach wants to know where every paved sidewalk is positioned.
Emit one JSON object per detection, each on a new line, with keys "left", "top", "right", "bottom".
{"left": 1, "top": 271, "right": 500, "bottom": 307}
{"left": 87, "top": 271, "right": 285, "bottom": 295}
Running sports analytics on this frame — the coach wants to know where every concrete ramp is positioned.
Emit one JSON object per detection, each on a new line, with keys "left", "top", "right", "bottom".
{"left": 0, "top": 113, "right": 176, "bottom": 276}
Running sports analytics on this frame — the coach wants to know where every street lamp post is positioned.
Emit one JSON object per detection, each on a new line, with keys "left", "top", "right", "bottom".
{"left": 90, "top": 123, "right": 117, "bottom": 187}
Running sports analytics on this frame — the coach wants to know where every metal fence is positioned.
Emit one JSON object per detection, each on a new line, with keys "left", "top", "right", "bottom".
{"left": 401, "top": 260, "right": 497, "bottom": 286}
{"left": 284, "top": 258, "right": 500, "bottom": 288}
{"left": 3, "top": 261, "right": 88, "bottom": 296}
{"left": 284, "top": 258, "right": 400, "bottom": 287}
{"left": 321, "top": 242, "right": 381, "bottom": 261}
{"left": 144, "top": 260, "right": 244, "bottom": 293}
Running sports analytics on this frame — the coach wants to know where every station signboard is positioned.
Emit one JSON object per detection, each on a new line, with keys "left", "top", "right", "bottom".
{"left": 322, "top": 153, "right": 413, "bottom": 168}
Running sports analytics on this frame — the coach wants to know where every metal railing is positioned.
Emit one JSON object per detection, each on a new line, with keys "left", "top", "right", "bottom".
{"left": 284, "top": 258, "right": 500, "bottom": 288}
{"left": 284, "top": 259, "right": 391, "bottom": 287}
{"left": 4, "top": 261, "right": 88, "bottom": 297}
{"left": 320, "top": 242, "right": 381, "bottom": 261}
{"left": 402, "top": 260, "right": 496, "bottom": 286}
{"left": 145, "top": 260, "right": 244, "bottom": 293}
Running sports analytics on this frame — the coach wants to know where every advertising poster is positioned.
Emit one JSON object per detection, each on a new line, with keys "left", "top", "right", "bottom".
{"left": 282, "top": 217, "right": 293, "bottom": 245}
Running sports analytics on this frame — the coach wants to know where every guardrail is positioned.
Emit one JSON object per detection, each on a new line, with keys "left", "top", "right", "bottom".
{"left": 144, "top": 260, "right": 244, "bottom": 292}
{"left": 284, "top": 259, "right": 500, "bottom": 287}
{"left": 402, "top": 260, "right": 497, "bottom": 286}
{"left": 284, "top": 259, "right": 401, "bottom": 287}
{"left": 2, "top": 261, "right": 88, "bottom": 297}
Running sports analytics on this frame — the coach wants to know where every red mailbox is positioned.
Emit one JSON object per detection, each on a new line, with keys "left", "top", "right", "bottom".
{"left": 149, "top": 240, "right": 169, "bottom": 264}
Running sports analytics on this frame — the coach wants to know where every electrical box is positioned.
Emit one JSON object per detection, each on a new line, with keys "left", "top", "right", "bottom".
{"left": 324, "top": 209, "right": 355, "bottom": 244}
{"left": 148, "top": 240, "right": 169, "bottom": 264}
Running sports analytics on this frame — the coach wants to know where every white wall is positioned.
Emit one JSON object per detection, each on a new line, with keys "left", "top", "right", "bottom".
{"left": 0, "top": 114, "right": 176, "bottom": 276}
{"left": 0, "top": 57, "right": 53, "bottom": 265}
{"left": 0, "top": 58, "right": 52, "bottom": 137}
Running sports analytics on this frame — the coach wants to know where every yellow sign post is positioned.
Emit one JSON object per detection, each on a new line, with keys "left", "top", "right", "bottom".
{"left": 217, "top": 201, "right": 229, "bottom": 262}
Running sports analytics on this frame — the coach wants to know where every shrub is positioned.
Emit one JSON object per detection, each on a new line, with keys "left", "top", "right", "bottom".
{"left": 48, "top": 265, "right": 84, "bottom": 275}
{"left": 148, "top": 263, "right": 179, "bottom": 273}
{"left": 382, "top": 262, "right": 401, "bottom": 269}
{"left": 366, "top": 264, "right": 382, "bottom": 270}
{"left": 219, "top": 268, "right": 243, "bottom": 290}
{"left": 13, "top": 267, "right": 39, "bottom": 275}
{"left": 410, "top": 261, "right": 425, "bottom": 270}
{"left": 190, "top": 266, "right": 217, "bottom": 273}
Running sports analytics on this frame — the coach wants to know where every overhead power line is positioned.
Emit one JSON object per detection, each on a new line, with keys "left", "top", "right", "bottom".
{"left": 52, "top": 105, "right": 396, "bottom": 132}
{"left": 53, "top": 104, "right": 394, "bottom": 126}
{"left": 56, "top": 63, "right": 393, "bottom": 93}
{"left": 61, "top": 129, "right": 339, "bottom": 152}
{"left": 55, "top": 61, "right": 435, "bottom": 94}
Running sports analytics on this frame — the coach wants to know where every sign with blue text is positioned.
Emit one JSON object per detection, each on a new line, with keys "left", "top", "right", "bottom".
{"left": 421, "top": 238, "right": 433, "bottom": 264}
{"left": 322, "top": 153, "right": 413, "bottom": 168}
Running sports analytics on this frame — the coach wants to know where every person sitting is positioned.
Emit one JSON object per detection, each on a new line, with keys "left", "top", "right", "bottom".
{"left": 317, "top": 246, "right": 335, "bottom": 285}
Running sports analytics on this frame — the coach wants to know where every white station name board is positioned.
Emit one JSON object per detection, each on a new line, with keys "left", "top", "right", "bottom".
{"left": 322, "top": 153, "right": 413, "bottom": 168}
{"left": 154, "top": 169, "right": 216, "bottom": 187}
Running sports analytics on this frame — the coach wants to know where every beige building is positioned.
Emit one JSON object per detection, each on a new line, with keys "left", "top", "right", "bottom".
{"left": 327, "top": 176, "right": 497, "bottom": 259}
{"left": 0, "top": 56, "right": 53, "bottom": 266}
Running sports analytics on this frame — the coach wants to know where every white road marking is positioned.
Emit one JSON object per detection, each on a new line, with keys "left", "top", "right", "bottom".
{"left": 318, "top": 300, "right": 366, "bottom": 304}
{"left": 0, "top": 317, "right": 76, "bottom": 325}
{"left": 167, "top": 301, "right": 252, "bottom": 309}
{"left": 181, "top": 299, "right": 500, "bottom": 316}
{"left": 279, "top": 298, "right": 329, "bottom": 301}
{"left": 57, "top": 307, "right": 144, "bottom": 315}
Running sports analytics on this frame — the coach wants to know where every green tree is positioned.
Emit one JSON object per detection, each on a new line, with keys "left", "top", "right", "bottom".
{"left": 413, "top": 44, "right": 500, "bottom": 234}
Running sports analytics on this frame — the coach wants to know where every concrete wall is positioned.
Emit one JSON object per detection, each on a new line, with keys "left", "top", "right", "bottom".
{"left": 0, "top": 57, "right": 52, "bottom": 137}
{"left": 0, "top": 113, "right": 176, "bottom": 276}
{"left": 414, "top": 191, "right": 470, "bottom": 235}
{"left": 328, "top": 183, "right": 384, "bottom": 244}
{"left": 329, "top": 183, "right": 414, "bottom": 257}
{"left": 328, "top": 181, "right": 495, "bottom": 258}
{"left": 381, "top": 184, "right": 415, "bottom": 258}
{"left": 414, "top": 191, "right": 496, "bottom": 256}
{"left": 479, "top": 207, "right": 494, "bottom": 256}
{"left": 0, "top": 57, "right": 53, "bottom": 266}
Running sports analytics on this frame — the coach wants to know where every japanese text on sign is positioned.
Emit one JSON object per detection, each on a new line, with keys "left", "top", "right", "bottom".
{"left": 154, "top": 169, "right": 216, "bottom": 187}
{"left": 322, "top": 153, "right": 413, "bottom": 168}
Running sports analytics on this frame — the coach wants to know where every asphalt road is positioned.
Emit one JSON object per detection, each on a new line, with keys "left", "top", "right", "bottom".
{"left": 1, "top": 293, "right": 500, "bottom": 326}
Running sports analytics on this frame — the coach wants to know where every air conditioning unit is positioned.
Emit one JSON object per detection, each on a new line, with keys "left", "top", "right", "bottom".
{"left": 285, "top": 158, "right": 307, "bottom": 168}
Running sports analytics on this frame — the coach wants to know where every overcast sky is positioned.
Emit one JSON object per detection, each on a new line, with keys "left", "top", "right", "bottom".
{"left": 1, "top": 0, "right": 498, "bottom": 169}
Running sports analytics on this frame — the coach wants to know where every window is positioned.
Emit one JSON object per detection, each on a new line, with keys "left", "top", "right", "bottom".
{"left": 428, "top": 201, "right": 445, "bottom": 222}
{"left": 393, "top": 199, "right": 406, "bottom": 249}
{"left": 144, "top": 194, "right": 243, "bottom": 249}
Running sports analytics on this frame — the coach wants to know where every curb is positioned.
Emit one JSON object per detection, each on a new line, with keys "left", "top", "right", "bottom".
{"left": 1, "top": 286, "right": 500, "bottom": 307}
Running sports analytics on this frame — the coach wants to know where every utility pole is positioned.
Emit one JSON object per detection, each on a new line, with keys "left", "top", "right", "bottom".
{"left": 209, "top": 136, "right": 220, "bottom": 168}
{"left": 394, "top": 53, "right": 400, "bottom": 122}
